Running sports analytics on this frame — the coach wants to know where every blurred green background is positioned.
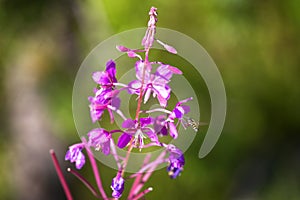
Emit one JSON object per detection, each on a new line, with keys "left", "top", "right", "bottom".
{"left": 1, "top": 0, "right": 300, "bottom": 199}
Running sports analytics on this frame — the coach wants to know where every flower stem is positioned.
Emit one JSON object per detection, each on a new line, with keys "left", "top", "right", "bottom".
{"left": 82, "top": 137, "right": 108, "bottom": 200}
{"left": 49, "top": 149, "right": 73, "bottom": 200}
{"left": 135, "top": 49, "right": 150, "bottom": 121}
{"left": 67, "top": 168, "right": 100, "bottom": 198}
{"left": 131, "top": 151, "right": 166, "bottom": 196}
{"left": 128, "top": 154, "right": 151, "bottom": 199}
{"left": 132, "top": 187, "right": 153, "bottom": 200}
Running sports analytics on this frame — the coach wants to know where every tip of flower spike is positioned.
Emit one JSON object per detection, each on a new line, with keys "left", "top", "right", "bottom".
{"left": 149, "top": 7, "right": 157, "bottom": 16}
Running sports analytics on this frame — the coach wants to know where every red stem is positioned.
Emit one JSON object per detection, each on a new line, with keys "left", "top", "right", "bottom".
{"left": 82, "top": 137, "right": 108, "bottom": 200}
{"left": 49, "top": 149, "right": 73, "bottom": 200}
{"left": 132, "top": 188, "right": 153, "bottom": 200}
{"left": 67, "top": 168, "right": 100, "bottom": 198}
{"left": 128, "top": 154, "right": 151, "bottom": 199}
{"left": 122, "top": 49, "right": 150, "bottom": 176}
{"left": 135, "top": 49, "right": 150, "bottom": 121}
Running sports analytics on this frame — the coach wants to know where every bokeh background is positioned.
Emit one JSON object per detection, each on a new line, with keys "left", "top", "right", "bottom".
{"left": 1, "top": 0, "right": 300, "bottom": 199}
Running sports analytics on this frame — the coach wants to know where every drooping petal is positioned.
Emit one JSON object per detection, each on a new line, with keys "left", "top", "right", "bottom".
{"left": 117, "top": 133, "right": 132, "bottom": 148}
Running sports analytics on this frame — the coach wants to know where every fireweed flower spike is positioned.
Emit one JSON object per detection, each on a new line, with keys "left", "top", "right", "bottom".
{"left": 52, "top": 7, "right": 198, "bottom": 199}
{"left": 65, "top": 143, "right": 85, "bottom": 170}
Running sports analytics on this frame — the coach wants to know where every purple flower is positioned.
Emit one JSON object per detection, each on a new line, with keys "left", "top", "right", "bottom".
{"left": 65, "top": 143, "right": 85, "bottom": 170}
{"left": 92, "top": 60, "right": 117, "bottom": 88}
{"left": 166, "top": 145, "right": 185, "bottom": 179}
{"left": 166, "top": 98, "right": 192, "bottom": 139}
{"left": 89, "top": 88, "right": 120, "bottom": 123}
{"left": 89, "top": 60, "right": 120, "bottom": 123}
{"left": 111, "top": 175, "right": 125, "bottom": 198}
{"left": 128, "top": 61, "right": 182, "bottom": 107}
{"left": 117, "top": 117, "right": 158, "bottom": 149}
{"left": 87, "top": 128, "right": 111, "bottom": 155}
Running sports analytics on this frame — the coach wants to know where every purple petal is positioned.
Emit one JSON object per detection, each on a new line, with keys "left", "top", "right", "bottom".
{"left": 169, "top": 122, "right": 178, "bottom": 139}
{"left": 181, "top": 105, "right": 190, "bottom": 114}
{"left": 106, "top": 60, "right": 117, "bottom": 83}
{"left": 75, "top": 152, "right": 85, "bottom": 169}
{"left": 144, "top": 129, "right": 158, "bottom": 143}
{"left": 102, "top": 141, "right": 111, "bottom": 155}
{"left": 92, "top": 71, "right": 110, "bottom": 85}
{"left": 117, "top": 133, "right": 132, "bottom": 148}
{"left": 65, "top": 150, "right": 71, "bottom": 161}
{"left": 160, "top": 126, "right": 168, "bottom": 136}
{"left": 174, "top": 106, "right": 185, "bottom": 119}
{"left": 135, "top": 61, "right": 151, "bottom": 81}
{"left": 111, "top": 97, "right": 121, "bottom": 109}
{"left": 140, "top": 117, "right": 153, "bottom": 127}
{"left": 108, "top": 108, "right": 114, "bottom": 124}
{"left": 128, "top": 80, "right": 142, "bottom": 94}
{"left": 153, "top": 84, "right": 171, "bottom": 99}
{"left": 122, "top": 119, "right": 135, "bottom": 128}
{"left": 156, "top": 65, "right": 173, "bottom": 80}
{"left": 156, "top": 93, "right": 168, "bottom": 107}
